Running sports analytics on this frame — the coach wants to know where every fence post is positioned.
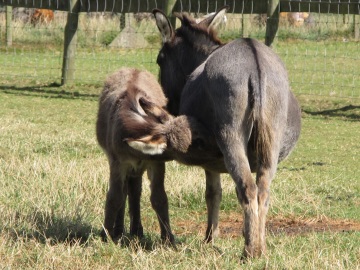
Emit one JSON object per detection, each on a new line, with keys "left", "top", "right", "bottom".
{"left": 265, "top": 0, "right": 280, "bottom": 46}
{"left": 61, "top": 0, "right": 80, "bottom": 85}
{"left": 241, "top": 14, "right": 250, "bottom": 37}
{"left": 355, "top": 14, "right": 360, "bottom": 40}
{"left": 6, "top": 6, "right": 12, "bottom": 46}
{"left": 164, "top": 0, "right": 177, "bottom": 28}
{"left": 119, "top": 13, "right": 126, "bottom": 32}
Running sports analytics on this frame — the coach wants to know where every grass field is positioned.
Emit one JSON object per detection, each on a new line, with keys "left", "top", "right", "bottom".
{"left": 1, "top": 11, "right": 359, "bottom": 98}
{"left": 0, "top": 79, "right": 359, "bottom": 269}
{"left": 0, "top": 12, "right": 360, "bottom": 269}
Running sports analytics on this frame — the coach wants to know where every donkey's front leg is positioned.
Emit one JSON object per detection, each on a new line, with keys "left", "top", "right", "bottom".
{"left": 204, "top": 170, "right": 222, "bottom": 243}
{"left": 102, "top": 159, "right": 127, "bottom": 241}
{"left": 147, "top": 161, "right": 175, "bottom": 246}
{"left": 128, "top": 175, "right": 144, "bottom": 238}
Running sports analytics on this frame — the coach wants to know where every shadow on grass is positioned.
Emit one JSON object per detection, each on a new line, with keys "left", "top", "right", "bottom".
{"left": 303, "top": 105, "right": 360, "bottom": 120}
{"left": 4, "top": 210, "right": 167, "bottom": 251}
{"left": 0, "top": 83, "right": 99, "bottom": 100}
{"left": 113, "top": 234, "right": 176, "bottom": 252}
{"left": 5, "top": 211, "right": 95, "bottom": 246}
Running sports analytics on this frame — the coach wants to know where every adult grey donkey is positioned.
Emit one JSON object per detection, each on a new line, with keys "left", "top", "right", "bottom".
{"left": 128, "top": 7, "right": 301, "bottom": 258}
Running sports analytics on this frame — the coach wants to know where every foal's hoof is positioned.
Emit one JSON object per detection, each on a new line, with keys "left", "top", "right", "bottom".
{"left": 100, "top": 229, "right": 110, "bottom": 242}
{"left": 100, "top": 228, "right": 122, "bottom": 243}
{"left": 130, "top": 226, "right": 144, "bottom": 239}
{"left": 161, "top": 234, "right": 177, "bottom": 250}
{"left": 203, "top": 234, "right": 213, "bottom": 244}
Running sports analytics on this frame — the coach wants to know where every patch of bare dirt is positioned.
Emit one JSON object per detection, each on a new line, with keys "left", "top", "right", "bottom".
{"left": 175, "top": 212, "right": 360, "bottom": 238}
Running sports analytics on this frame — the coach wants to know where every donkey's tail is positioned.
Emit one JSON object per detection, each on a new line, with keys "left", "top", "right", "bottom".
{"left": 250, "top": 74, "right": 274, "bottom": 169}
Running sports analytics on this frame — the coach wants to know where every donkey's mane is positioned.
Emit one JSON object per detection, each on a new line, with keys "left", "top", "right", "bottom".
{"left": 175, "top": 13, "right": 223, "bottom": 52}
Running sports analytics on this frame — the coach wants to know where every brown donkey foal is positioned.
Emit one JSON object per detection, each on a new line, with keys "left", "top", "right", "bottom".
{"left": 96, "top": 68, "right": 187, "bottom": 244}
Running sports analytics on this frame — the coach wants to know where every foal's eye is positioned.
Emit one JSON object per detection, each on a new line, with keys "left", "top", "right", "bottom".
{"left": 157, "top": 51, "right": 165, "bottom": 65}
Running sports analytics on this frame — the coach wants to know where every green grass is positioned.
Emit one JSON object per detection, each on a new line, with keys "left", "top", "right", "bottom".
{"left": 0, "top": 13, "right": 360, "bottom": 269}
{"left": 1, "top": 40, "right": 359, "bottom": 98}
{"left": 0, "top": 83, "right": 359, "bottom": 269}
{"left": 1, "top": 12, "right": 359, "bottom": 98}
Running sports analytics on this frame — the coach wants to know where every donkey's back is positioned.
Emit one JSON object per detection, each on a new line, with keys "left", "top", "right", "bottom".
{"left": 97, "top": 68, "right": 169, "bottom": 157}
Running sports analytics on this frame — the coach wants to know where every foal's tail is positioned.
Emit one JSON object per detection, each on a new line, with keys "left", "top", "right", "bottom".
{"left": 250, "top": 75, "right": 274, "bottom": 169}
{"left": 125, "top": 98, "right": 194, "bottom": 154}
{"left": 123, "top": 97, "right": 173, "bottom": 155}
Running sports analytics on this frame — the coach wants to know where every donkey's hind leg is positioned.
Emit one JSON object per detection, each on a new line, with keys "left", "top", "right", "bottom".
{"left": 256, "top": 139, "right": 280, "bottom": 255}
{"left": 216, "top": 128, "right": 261, "bottom": 258}
{"left": 147, "top": 161, "right": 175, "bottom": 245}
{"left": 127, "top": 175, "right": 144, "bottom": 238}
{"left": 204, "top": 170, "right": 222, "bottom": 243}
{"left": 229, "top": 154, "right": 260, "bottom": 258}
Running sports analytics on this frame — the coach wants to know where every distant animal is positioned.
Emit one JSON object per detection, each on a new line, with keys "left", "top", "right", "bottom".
{"left": 254, "top": 12, "right": 314, "bottom": 27}
{"left": 280, "top": 12, "right": 310, "bottom": 27}
{"left": 96, "top": 68, "right": 177, "bottom": 244}
{"left": 31, "top": 9, "right": 54, "bottom": 26}
{"left": 128, "top": 7, "right": 301, "bottom": 259}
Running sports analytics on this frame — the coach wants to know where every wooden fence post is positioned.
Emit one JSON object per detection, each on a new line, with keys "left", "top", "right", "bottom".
{"left": 241, "top": 14, "right": 250, "bottom": 37}
{"left": 355, "top": 14, "right": 360, "bottom": 40}
{"left": 265, "top": 0, "right": 280, "bottom": 46}
{"left": 61, "top": 0, "right": 80, "bottom": 85}
{"left": 164, "top": 0, "right": 177, "bottom": 28}
{"left": 6, "top": 6, "right": 12, "bottom": 46}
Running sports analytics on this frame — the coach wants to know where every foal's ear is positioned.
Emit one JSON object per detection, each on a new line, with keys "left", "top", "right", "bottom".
{"left": 153, "top": 9, "right": 174, "bottom": 43}
{"left": 198, "top": 5, "right": 229, "bottom": 29}
{"left": 125, "top": 135, "right": 167, "bottom": 155}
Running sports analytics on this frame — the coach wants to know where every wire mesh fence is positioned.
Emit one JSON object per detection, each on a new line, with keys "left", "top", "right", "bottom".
{"left": 0, "top": 1, "right": 359, "bottom": 98}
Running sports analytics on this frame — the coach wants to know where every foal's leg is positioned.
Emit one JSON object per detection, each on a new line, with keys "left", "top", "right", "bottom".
{"left": 147, "top": 161, "right": 175, "bottom": 245}
{"left": 204, "top": 170, "right": 222, "bottom": 243}
{"left": 128, "top": 175, "right": 144, "bottom": 238}
{"left": 102, "top": 159, "right": 128, "bottom": 241}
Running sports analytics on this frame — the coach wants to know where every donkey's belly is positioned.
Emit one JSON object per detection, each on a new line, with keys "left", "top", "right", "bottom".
{"left": 174, "top": 145, "right": 228, "bottom": 173}
{"left": 177, "top": 155, "right": 228, "bottom": 173}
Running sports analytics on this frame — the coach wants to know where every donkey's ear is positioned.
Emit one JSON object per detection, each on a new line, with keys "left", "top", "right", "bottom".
{"left": 198, "top": 5, "right": 229, "bottom": 29}
{"left": 153, "top": 9, "right": 174, "bottom": 43}
{"left": 173, "top": 12, "right": 184, "bottom": 23}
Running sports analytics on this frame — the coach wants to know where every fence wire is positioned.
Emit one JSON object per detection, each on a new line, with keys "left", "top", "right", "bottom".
{"left": 0, "top": 2, "right": 359, "bottom": 98}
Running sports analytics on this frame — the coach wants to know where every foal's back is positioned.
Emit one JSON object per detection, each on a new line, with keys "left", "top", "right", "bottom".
{"left": 96, "top": 68, "right": 168, "bottom": 158}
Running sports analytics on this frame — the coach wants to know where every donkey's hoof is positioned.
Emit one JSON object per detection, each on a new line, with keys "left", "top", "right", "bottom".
{"left": 241, "top": 245, "right": 262, "bottom": 260}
